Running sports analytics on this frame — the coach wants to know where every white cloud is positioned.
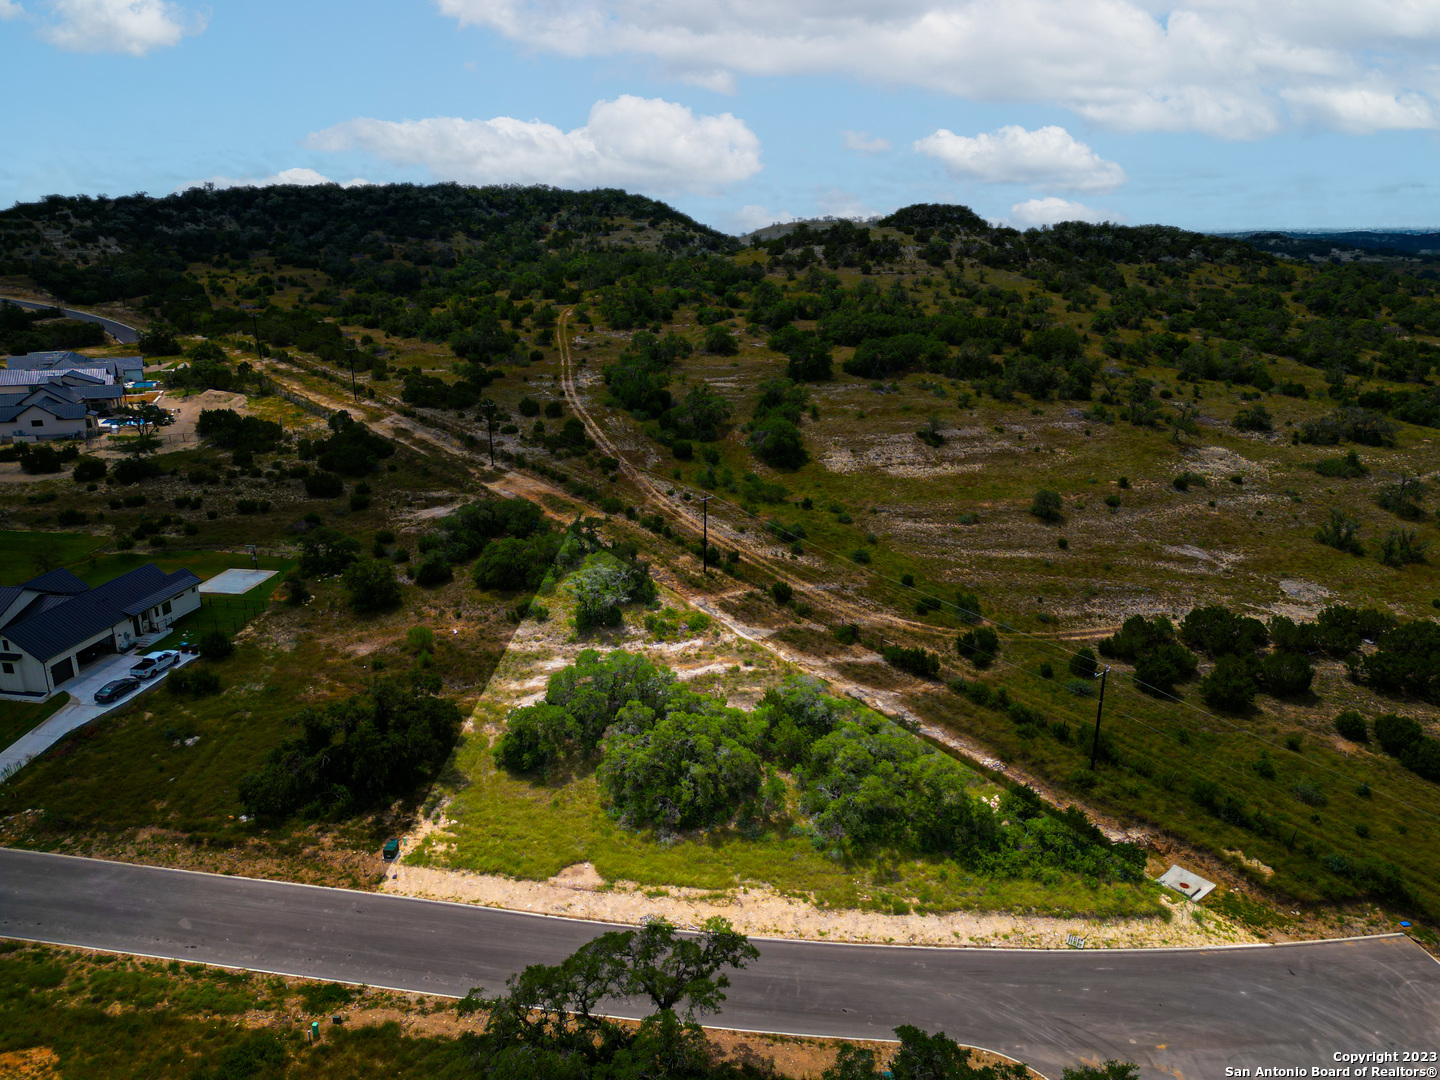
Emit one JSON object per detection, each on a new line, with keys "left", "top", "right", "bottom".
{"left": 842, "top": 130, "right": 891, "bottom": 154}
{"left": 914, "top": 124, "right": 1125, "bottom": 192}
{"left": 1282, "top": 84, "right": 1438, "bottom": 134}
{"left": 178, "top": 168, "right": 373, "bottom": 193}
{"left": 307, "top": 96, "right": 761, "bottom": 195}
{"left": 0, "top": 1, "right": 24, "bottom": 19}
{"left": 1009, "top": 196, "right": 1108, "bottom": 228}
{"left": 814, "top": 188, "right": 886, "bottom": 220}
{"left": 732, "top": 205, "right": 794, "bottom": 233}
{"left": 38, "top": 0, "right": 203, "bottom": 55}
{"left": 433, "top": 0, "right": 1440, "bottom": 137}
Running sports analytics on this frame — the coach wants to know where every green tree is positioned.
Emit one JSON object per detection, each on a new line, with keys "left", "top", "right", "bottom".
{"left": 571, "top": 562, "right": 632, "bottom": 632}
{"left": 342, "top": 558, "right": 402, "bottom": 613}
{"left": 748, "top": 415, "right": 807, "bottom": 469}
{"left": 703, "top": 323, "right": 739, "bottom": 355}
{"left": 298, "top": 527, "right": 361, "bottom": 576}
{"left": 1200, "top": 654, "right": 1258, "bottom": 711}
{"left": 1030, "top": 488, "right": 1064, "bottom": 522}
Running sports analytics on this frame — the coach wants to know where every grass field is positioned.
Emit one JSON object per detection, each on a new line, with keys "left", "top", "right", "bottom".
{"left": 0, "top": 693, "right": 69, "bottom": 754}
{"left": 416, "top": 731, "right": 1163, "bottom": 918}
{"left": 415, "top": 593, "right": 1165, "bottom": 921}
{"left": 75, "top": 548, "right": 293, "bottom": 589}
{"left": 0, "top": 530, "right": 106, "bottom": 584}
{"left": 0, "top": 635, "right": 329, "bottom": 837}
{"left": 0, "top": 941, "right": 475, "bottom": 1080}
{"left": 0, "top": 572, "right": 520, "bottom": 873}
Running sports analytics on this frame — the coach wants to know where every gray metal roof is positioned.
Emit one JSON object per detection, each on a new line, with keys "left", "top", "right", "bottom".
{"left": 0, "top": 368, "right": 115, "bottom": 386}
{"left": 22, "top": 569, "right": 89, "bottom": 594}
{"left": 0, "top": 400, "right": 89, "bottom": 422}
{"left": 3, "top": 351, "right": 90, "bottom": 369}
{"left": 1, "top": 565, "right": 202, "bottom": 663}
{"left": 4, "top": 353, "right": 143, "bottom": 379}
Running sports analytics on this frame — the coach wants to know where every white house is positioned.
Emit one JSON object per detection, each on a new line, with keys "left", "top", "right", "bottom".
{"left": 0, "top": 395, "right": 97, "bottom": 441}
{"left": 0, "top": 565, "right": 202, "bottom": 698}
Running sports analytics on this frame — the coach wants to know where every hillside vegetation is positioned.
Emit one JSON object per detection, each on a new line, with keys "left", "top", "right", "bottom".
{"left": 2, "top": 184, "right": 1439, "bottom": 936}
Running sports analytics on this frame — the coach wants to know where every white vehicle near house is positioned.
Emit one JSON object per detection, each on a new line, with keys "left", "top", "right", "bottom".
{"left": 129, "top": 649, "right": 180, "bottom": 680}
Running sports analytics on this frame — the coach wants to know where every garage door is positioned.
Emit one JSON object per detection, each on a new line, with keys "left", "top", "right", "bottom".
{"left": 50, "top": 657, "right": 75, "bottom": 687}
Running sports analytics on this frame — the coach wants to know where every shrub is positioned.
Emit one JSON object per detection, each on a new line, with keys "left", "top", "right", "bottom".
{"left": 1069, "top": 646, "right": 1099, "bottom": 678}
{"left": 341, "top": 558, "right": 403, "bottom": 613}
{"left": 1315, "top": 508, "right": 1364, "bottom": 555}
{"left": 349, "top": 492, "right": 372, "bottom": 512}
{"left": 1172, "top": 471, "right": 1207, "bottom": 491}
{"left": 1256, "top": 651, "right": 1314, "bottom": 696}
{"left": 414, "top": 554, "right": 454, "bottom": 587}
{"left": 198, "top": 631, "right": 234, "bottom": 661}
{"left": 1029, "top": 488, "right": 1063, "bottom": 522}
{"left": 1375, "top": 477, "right": 1427, "bottom": 521}
{"left": 833, "top": 623, "right": 860, "bottom": 645}
{"left": 851, "top": 548, "right": 871, "bottom": 564}
{"left": 298, "top": 527, "right": 361, "bottom": 576}
{"left": 472, "top": 533, "right": 563, "bottom": 591}
{"left": 1314, "top": 450, "right": 1367, "bottom": 478}
{"left": 1200, "top": 654, "right": 1258, "bottom": 711}
{"left": 955, "top": 590, "right": 982, "bottom": 623}
{"left": 71, "top": 455, "right": 107, "bottom": 482}
{"left": 303, "top": 471, "right": 345, "bottom": 498}
{"left": 957, "top": 626, "right": 999, "bottom": 667}
{"left": 189, "top": 669, "right": 221, "bottom": 696}
{"left": 1378, "top": 528, "right": 1427, "bottom": 568}
{"left": 284, "top": 576, "right": 310, "bottom": 605}
{"left": 1132, "top": 643, "right": 1198, "bottom": 694}
{"left": 1292, "top": 781, "right": 1328, "bottom": 808}
{"left": 883, "top": 645, "right": 941, "bottom": 679}
{"left": 111, "top": 457, "right": 161, "bottom": 485}
{"left": 1335, "top": 711, "right": 1368, "bottom": 743}
{"left": 56, "top": 508, "right": 88, "bottom": 526}
{"left": 703, "top": 323, "right": 739, "bottom": 355}
{"left": 1180, "top": 605, "right": 1268, "bottom": 657}
{"left": 671, "top": 439, "right": 693, "bottom": 461}
{"left": 770, "top": 581, "right": 794, "bottom": 605}
{"left": 747, "top": 416, "right": 807, "bottom": 469}
{"left": 1232, "top": 404, "right": 1273, "bottom": 432}
{"left": 1374, "top": 713, "right": 1423, "bottom": 757}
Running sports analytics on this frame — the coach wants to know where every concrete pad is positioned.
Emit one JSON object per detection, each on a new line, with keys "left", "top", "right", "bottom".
{"left": 0, "top": 651, "right": 199, "bottom": 778}
{"left": 200, "top": 569, "right": 278, "bottom": 595}
{"left": 1158, "top": 863, "right": 1217, "bottom": 902}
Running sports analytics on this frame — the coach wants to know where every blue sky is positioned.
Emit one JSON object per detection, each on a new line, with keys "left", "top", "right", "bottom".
{"left": 3, "top": 0, "right": 1439, "bottom": 234}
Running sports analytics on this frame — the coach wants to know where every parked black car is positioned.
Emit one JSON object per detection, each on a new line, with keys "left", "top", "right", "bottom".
{"left": 94, "top": 677, "right": 140, "bottom": 704}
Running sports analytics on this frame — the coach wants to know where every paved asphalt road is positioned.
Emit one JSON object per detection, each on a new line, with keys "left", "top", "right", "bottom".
{"left": 0, "top": 296, "right": 139, "bottom": 344}
{"left": 2, "top": 851, "right": 1437, "bottom": 1078}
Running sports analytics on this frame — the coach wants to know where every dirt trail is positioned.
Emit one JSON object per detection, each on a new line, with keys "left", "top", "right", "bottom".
{"left": 552, "top": 312, "right": 1150, "bottom": 843}
{"left": 269, "top": 324, "right": 1161, "bottom": 867}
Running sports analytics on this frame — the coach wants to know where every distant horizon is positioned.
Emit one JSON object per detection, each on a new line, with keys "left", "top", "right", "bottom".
{"left": 5, "top": 1, "right": 1439, "bottom": 234}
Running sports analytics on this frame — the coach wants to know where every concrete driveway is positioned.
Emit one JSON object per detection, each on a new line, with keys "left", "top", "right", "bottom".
{"left": 0, "top": 649, "right": 197, "bottom": 777}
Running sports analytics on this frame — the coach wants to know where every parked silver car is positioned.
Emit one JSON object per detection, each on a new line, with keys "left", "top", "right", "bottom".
{"left": 128, "top": 649, "right": 180, "bottom": 680}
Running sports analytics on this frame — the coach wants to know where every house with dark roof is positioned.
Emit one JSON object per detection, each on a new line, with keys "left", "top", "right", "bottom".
{"left": 0, "top": 564, "right": 202, "bottom": 697}
{"left": 4, "top": 351, "right": 144, "bottom": 383}
{"left": 0, "top": 386, "right": 100, "bottom": 441}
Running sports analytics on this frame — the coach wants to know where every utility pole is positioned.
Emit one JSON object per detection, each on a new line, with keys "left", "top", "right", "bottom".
{"left": 480, "top": 399, "right": 497, "bottom": 467}
{"left": 699, "top": 494, "right": 712, "bottom": 573}
{"left": 249, "top": 312, "right": 262, "bottom": 360}
{"left": 1089, "top": 665, "right": 1110, "bottom": 771}
{"left": 345, "top": 342, "right": 358, "bottom": 401}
